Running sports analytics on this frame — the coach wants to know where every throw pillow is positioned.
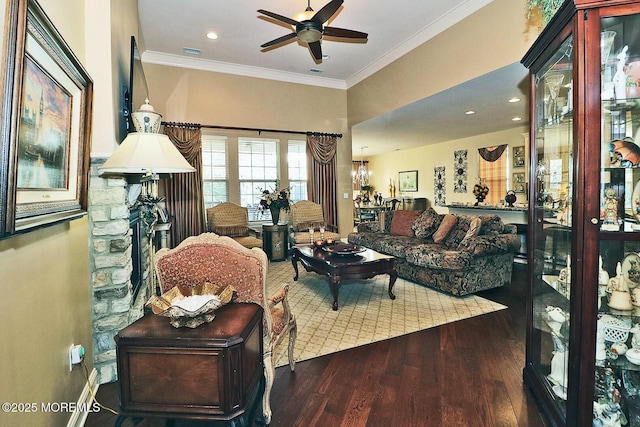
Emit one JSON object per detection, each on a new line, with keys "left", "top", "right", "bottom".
{"left": 389, "top": 210, "right": 421, "bottom": 237}
{"left": 432, "top": 214, "right": 458, "bottom": 243}
{"left": 478, "top": 215, "right": 504, "bottom": 235}
{"left": 411, "top": 207, "right": 442, "bottom": 239}
{"left": 458, "top": 217, "right": 482, "bottom": 247}
{"left": 443, "top": 215, "right": 475, "bottom": 248}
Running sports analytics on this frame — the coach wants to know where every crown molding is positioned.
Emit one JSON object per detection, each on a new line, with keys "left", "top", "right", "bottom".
{"left": 142, "top": 51, "right": 347, "bottom": 90}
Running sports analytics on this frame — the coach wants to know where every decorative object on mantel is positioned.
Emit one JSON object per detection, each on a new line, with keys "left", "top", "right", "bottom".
{"left": 433, "top": 166, "right": 446, "bottom": 206}
{"left": 526, "top": 0, "right": 564, "bottom": 26}
{"left": 454, "top": 149, "right": 468, "bottom": 193}
{"left": 258, "top": 181, "right": 290, "bottom": 225}
{"left": 505, "top": 190, "right": 517, "bottom": 207}
{"left": 473, "top": 181, "right": 489, "bottom": 206}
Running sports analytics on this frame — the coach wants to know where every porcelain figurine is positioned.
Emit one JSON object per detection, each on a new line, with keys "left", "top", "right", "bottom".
{"left": 613, "top": 45, "right": 629, "bottom": 103}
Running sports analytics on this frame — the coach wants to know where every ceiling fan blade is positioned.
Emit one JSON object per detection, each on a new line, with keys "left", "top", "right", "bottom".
{"left": 308, "top": 41, "right": 322, "bottom": 61}
{"left": 261, "top": 33, "right": 298, "bottom": 48}
{"left": 323, "top": 26, "right": 368, "bottom": 39}
{"left": 312, "top": 0, "right": 343, "bottom": 24}
{"left": 257, "top": 9, "right": 300, "bottom": 27}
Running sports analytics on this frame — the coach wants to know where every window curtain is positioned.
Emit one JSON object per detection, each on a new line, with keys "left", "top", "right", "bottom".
{"left": 161, "top": 123, "right": 205, "bottom": 246}
{"left": 306, "top": 134, "right": 338, "bottom": 227}
{"left": 477, "top": 144, "right": 508, "bottom": 205}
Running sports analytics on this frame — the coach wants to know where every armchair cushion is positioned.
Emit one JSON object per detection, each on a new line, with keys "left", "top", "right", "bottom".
{"left": 206, "top": 202, "right": 261, "bottom": 249}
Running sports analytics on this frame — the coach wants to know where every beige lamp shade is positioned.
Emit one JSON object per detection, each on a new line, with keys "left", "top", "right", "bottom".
{"left": 99, "top": 132, "right": 195, "bottom": 175}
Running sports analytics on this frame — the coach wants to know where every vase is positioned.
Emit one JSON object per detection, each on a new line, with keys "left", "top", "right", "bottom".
{"left": 269, "top": 206, "right": 280, "bottom": 225}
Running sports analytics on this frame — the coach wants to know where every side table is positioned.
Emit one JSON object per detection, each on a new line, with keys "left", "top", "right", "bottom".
{"left": 114, "top": 303, "right": 264, "bottom": 426}
{"left": 262, "top": 223, "right": 288, "bottom": 261}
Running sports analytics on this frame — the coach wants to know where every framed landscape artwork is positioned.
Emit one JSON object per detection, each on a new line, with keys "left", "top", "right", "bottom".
{"left": 0, "top": 0, "right": 93, "bottom": 237}
{"left": 399, "top": 170, "right": 418, "bottom": 192}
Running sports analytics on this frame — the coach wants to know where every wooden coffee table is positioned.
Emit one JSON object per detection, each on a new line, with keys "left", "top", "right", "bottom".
{"left": 290, "top": 245, "right": 397, "bottom": 311}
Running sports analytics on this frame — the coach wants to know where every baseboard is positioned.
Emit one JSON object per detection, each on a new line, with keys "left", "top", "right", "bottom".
{"left": 67, "top": 368, "right": 99, "bottom": 427}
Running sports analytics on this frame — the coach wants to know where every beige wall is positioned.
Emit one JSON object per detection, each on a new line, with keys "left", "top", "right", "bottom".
{"left": 0, "top": 0, "right": 134, "bottom": 425}
{"left": 144, "top": 64, "right": 355, "bottom": 234}
{"left": 347, "top": 0, "right": 540, "bottom": 127}
{"left": 366, "top": 127, "right": 529, "bottom": 211}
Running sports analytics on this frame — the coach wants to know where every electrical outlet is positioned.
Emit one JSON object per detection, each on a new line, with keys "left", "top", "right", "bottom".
{"left": 69, "top": 344, "right": 85, "bottom": 371}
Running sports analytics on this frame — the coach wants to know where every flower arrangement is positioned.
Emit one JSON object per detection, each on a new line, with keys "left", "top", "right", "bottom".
{"left": 526, "top": 0, "right": 563, "bottom": 26}
{"left": 258, "top": 182, "right": 291, "bottom": 214}
{"left": 473, "top": 182, "right": 489, "bottom": 206}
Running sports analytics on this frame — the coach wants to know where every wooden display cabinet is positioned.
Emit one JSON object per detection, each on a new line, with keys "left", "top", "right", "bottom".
{"left": 522, "top": 1, "right": 640, "bottom": 425}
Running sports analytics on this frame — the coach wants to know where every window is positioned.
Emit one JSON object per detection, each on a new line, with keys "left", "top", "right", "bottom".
{"left": 478, "top": 146, "right": 508, "bottom": 205}
{"left": 288, "top": 140, "right": 307, "bottom": 202}
{"left": 202, "top": 135, "right": 228, "bottom": 208}
{"left": 238, "top": 138, "right": 278, "bottom": 221}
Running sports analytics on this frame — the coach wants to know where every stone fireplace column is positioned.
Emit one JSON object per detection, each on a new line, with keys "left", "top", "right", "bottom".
{"left": 88, "top": 157, "right": 150, "bottom": 384}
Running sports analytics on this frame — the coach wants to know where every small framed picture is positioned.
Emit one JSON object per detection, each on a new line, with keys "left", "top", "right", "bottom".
{"left": 398, "top": 170, "right": 418, "bottom": 192}
{"left": 513, "top": 146, "right": 525, "bottom": 168}
{"left": 513, "top": 173, "right": 526, "bottom": 193}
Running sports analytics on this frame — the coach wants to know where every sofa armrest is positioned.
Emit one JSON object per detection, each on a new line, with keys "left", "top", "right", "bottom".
{"left": 356, "top": 221, "right": 381, "bottom": 233}
{"left": 458, "top": 233, "right": 521, "bottom": 256}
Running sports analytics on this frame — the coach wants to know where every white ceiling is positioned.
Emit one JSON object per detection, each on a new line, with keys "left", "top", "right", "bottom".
{"left": 137, "top": 0, "right": 530, "bottom": 156}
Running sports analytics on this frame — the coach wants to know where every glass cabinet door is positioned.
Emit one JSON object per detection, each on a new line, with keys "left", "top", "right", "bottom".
{"left": 595, "top": 12, "right": 640, "bottom": 427}
{"left": 530, "top": 34, "right": 574, "bottom": 416}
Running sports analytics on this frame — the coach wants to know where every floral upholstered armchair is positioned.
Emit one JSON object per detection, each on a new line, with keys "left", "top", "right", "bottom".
{"left": 154, "top": 233, "right": 296, "bottom": 424}
{"left": 289, "top": 200, "right": 340, "bottom": 246}
{"left": 206, "top": 202, "right": 263, "bottom": 249}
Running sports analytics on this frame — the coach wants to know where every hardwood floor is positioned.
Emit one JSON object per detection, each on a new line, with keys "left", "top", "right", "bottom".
{"left": 84, "top": 263, "right": 548, "bottom": 427}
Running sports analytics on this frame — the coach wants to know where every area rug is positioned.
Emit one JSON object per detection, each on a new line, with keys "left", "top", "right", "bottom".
{"left": 267, "top": 259, "right": 507, "bottom": 368}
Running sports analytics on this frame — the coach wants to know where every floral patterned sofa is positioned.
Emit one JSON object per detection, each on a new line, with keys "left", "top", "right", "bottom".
{"left": 347, "top": 208, "right": 521, "bottom": 296}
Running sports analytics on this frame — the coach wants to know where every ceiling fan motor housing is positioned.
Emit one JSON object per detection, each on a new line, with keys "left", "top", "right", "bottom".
{"left": 296, "top": 20, "right": 323, "bottom": 43}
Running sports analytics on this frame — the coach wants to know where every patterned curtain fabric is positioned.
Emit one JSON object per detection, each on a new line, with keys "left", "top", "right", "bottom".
{"left": 161, "top": 123, "right": 205, "bottom": 246}
{"left": 306, "top": 134, "right": 338, "bottom": 228}
{"left": 478, "top": 144, "right": 508, "bottom": 162}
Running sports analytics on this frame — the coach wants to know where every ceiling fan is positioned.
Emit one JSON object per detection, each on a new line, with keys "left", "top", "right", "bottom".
{"left": 257, "top": 0, "right": 368, "bottom": 63}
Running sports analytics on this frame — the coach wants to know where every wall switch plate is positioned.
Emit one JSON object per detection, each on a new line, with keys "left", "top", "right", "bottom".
{"left": 344, "top": 193, "right": 349, "bottom": 198}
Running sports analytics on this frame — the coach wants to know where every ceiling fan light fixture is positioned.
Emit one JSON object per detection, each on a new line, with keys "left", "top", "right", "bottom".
{"left": 293, "top": 9, "right": 315, "bottom": 23}
{"left": 296, "top": 21, "right": 323, "bottom": 43}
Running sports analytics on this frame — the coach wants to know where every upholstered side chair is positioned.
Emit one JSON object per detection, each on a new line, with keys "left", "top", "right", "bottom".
{"left": 289, "top": 200, "right": 340, "bottom": 246}
{"left": 154, "top": 233, "right": 296, "bottom": 424}
{"left": 206, "top": 202, "right": 263, "bottom": 249}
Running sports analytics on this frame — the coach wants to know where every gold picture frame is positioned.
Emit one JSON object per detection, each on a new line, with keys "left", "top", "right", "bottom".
{"left": 0, "top": 0, "right": 93, "bottom": 237}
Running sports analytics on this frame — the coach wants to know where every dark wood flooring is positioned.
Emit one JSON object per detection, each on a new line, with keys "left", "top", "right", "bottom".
{"left": 84, "top": 263, "right": 547, "bottom": 427}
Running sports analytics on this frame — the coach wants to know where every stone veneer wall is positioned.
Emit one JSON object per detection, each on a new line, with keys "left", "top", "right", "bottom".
{"left": 89, "top": 157, "right": 150, "bottom": 383}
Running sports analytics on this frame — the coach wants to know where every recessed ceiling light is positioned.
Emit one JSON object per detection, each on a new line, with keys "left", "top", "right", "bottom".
{"left": 508, "top": 97, "right": 521, "bottom": 103}
{"left": 322, "top": 54, "right": 330, "bottom": 60}
{"left": 512, "top": 116, "right": 522, "bottom": 121}
{"left": 465, "top": 110, "right": 476, "bottom": 115}
{"left": 206, "top": 32, "right": 218, "bottom": 40}
{"left": 183, "top": 47, "right": 201, "bottom": 55}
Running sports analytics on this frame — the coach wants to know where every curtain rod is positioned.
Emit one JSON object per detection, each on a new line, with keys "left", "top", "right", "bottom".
{"left": 162, "top": 121, "right": 342, "bottom": 139}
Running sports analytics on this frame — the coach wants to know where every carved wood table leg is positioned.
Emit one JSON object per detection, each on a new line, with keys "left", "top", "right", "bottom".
{"left": 388, "top": 269, "right": 397, "bottom": 300}
{"left": 330, "top": 277, "right": 341, "bottom": 311}
{"left": 291, "top": 255, "right": 299, "bottom": 281}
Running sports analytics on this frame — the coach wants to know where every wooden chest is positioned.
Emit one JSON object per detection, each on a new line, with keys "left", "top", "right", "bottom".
{"left": 114, "top": 303, "right": 263, "bottom": 422}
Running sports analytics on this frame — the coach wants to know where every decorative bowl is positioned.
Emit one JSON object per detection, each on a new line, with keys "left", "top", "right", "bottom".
{"left": 322, "top": 243, "right": 365, "bottom": 256}
{"left": 146, "top": 282, "right": 235, "bottom": 328}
